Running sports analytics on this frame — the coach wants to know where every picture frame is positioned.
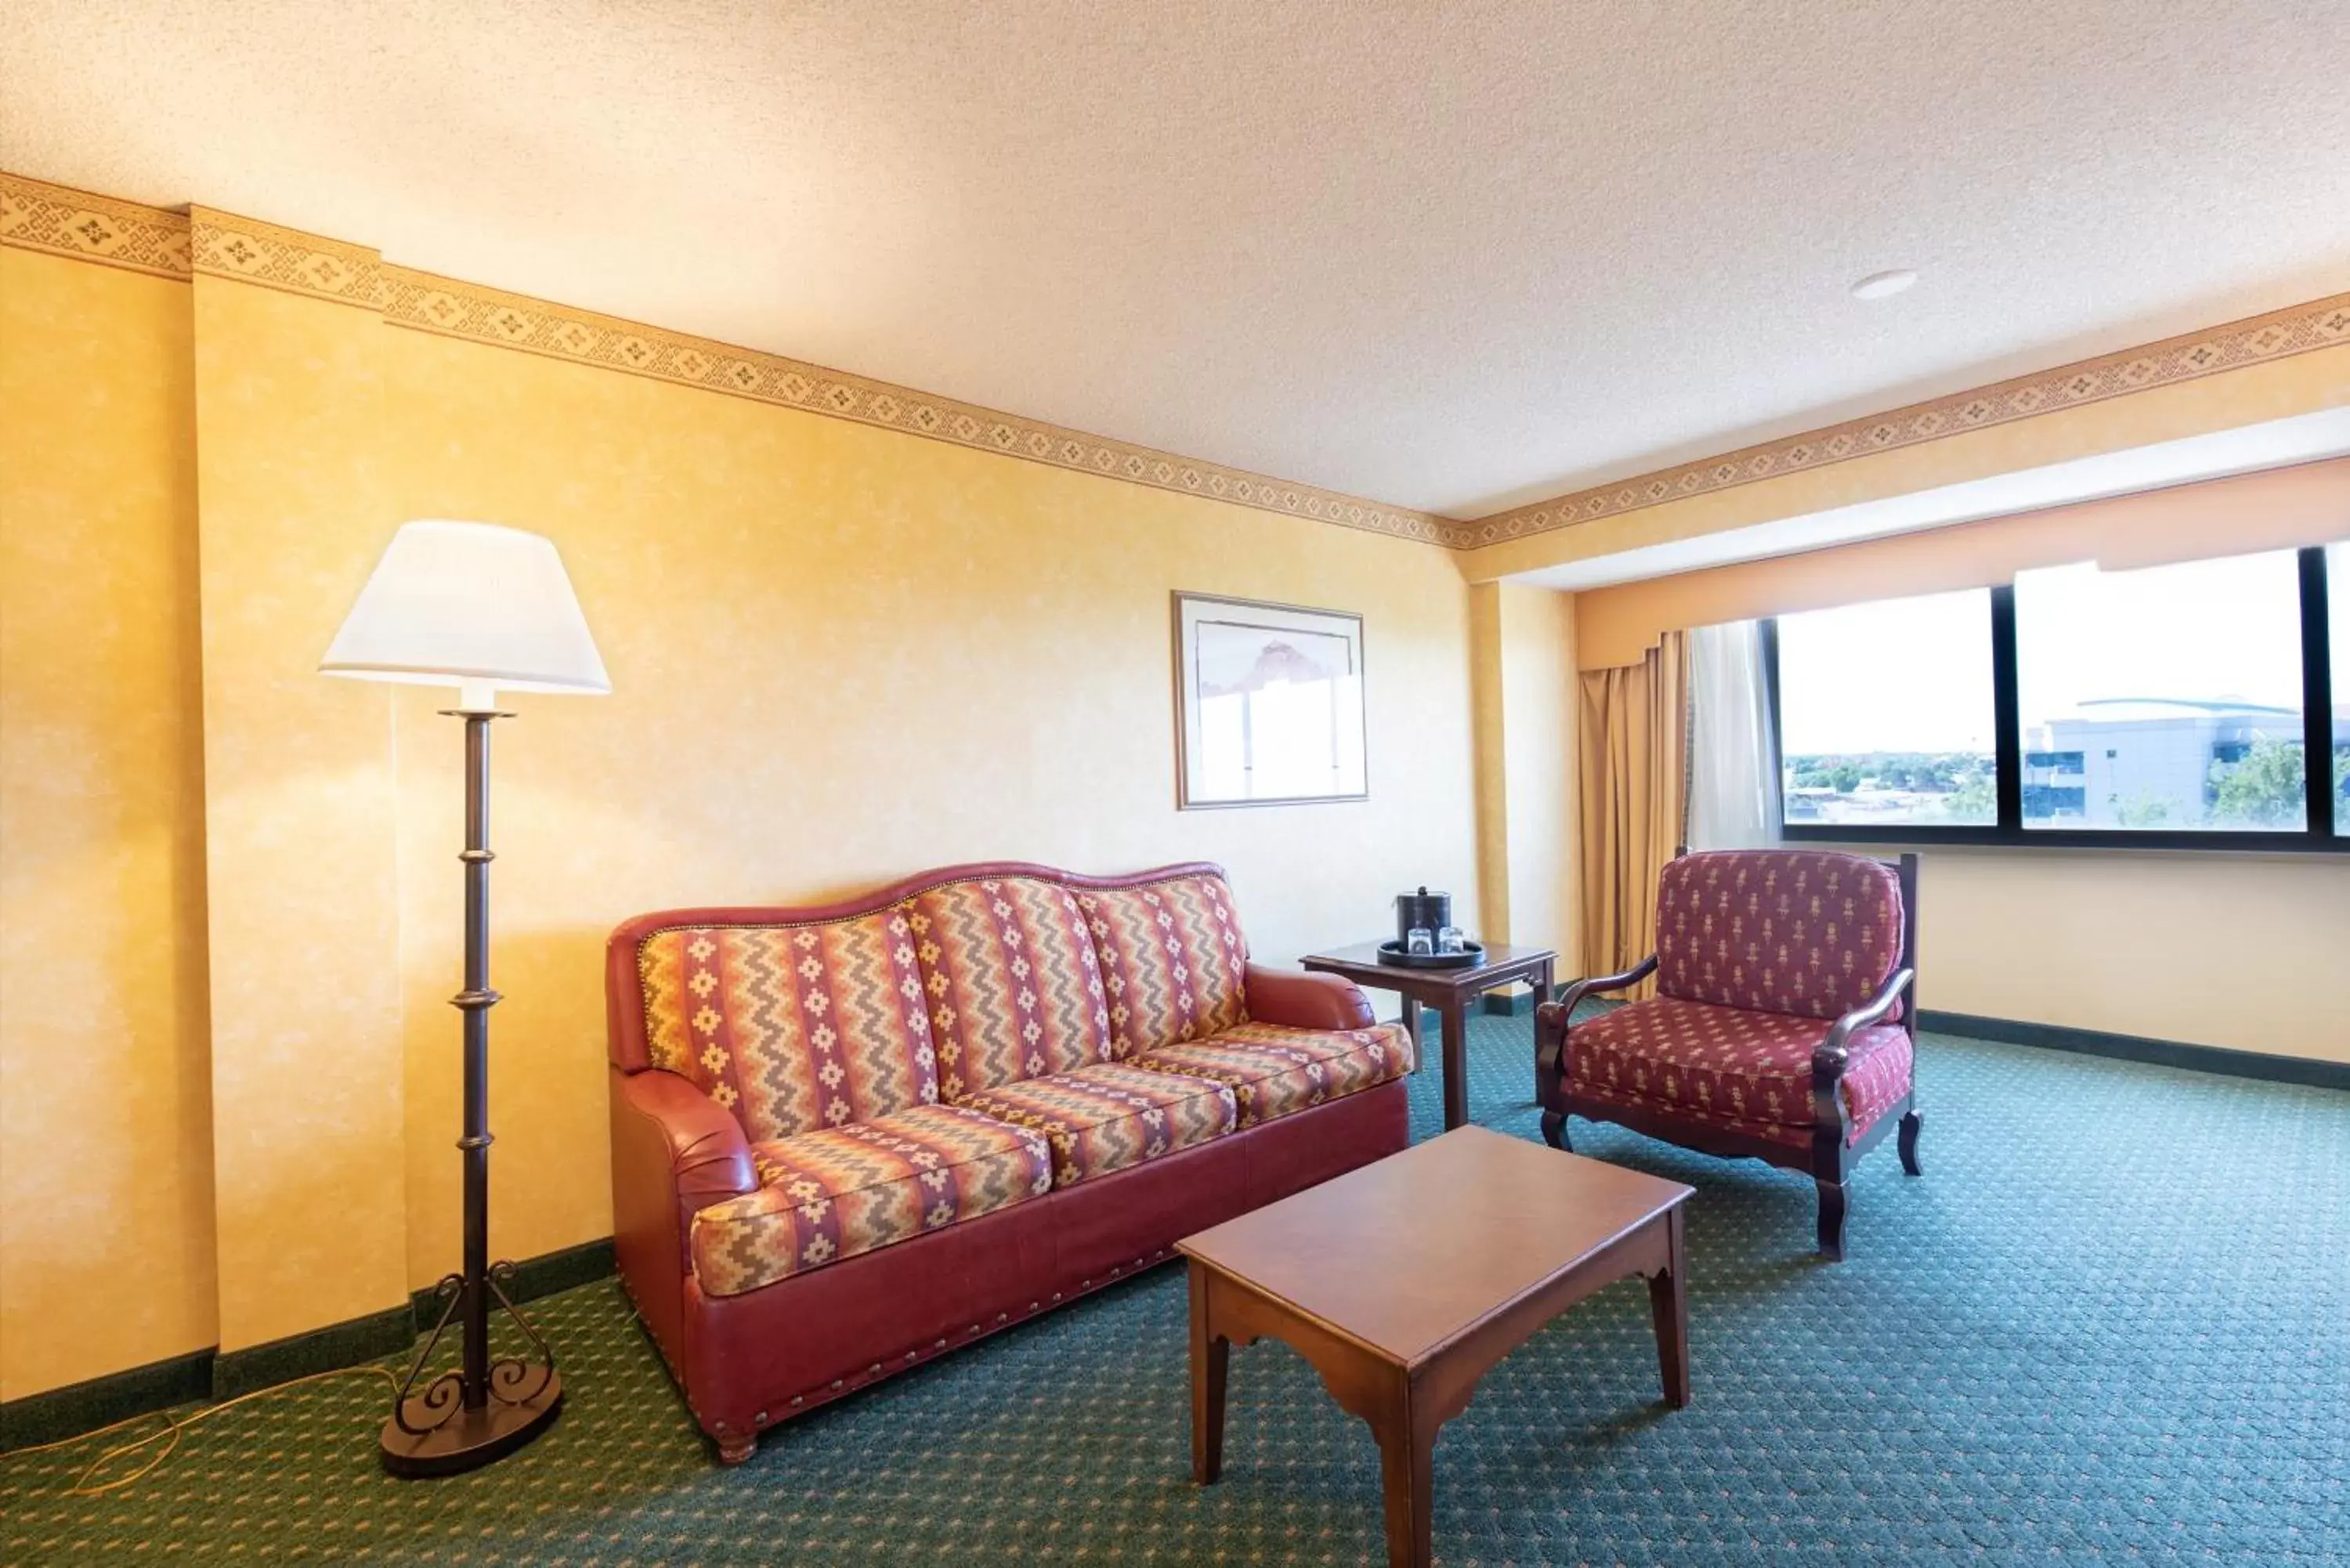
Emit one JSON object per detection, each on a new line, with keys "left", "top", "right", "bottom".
{"left": 1171, "top": 591, "right": 1368, "bottom": 809}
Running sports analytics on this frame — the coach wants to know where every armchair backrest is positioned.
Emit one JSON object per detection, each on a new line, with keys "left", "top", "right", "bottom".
{"left": 1654, "top": 849, "right": 1909, "bottom": 1021}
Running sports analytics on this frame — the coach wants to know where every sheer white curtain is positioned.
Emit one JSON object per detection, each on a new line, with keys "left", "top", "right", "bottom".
{"left": 1687, "top": 620, "right": 1779, "bottom": 850}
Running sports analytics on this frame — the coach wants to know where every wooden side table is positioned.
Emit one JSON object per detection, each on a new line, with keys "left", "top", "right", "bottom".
{"left": 1300, "top": 941, "right": 1556, "bottom": 1131}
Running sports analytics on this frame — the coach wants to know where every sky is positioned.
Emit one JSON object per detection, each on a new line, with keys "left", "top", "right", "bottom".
{"left": 1777, "top": 547, "right": 2313, "bottom": 757}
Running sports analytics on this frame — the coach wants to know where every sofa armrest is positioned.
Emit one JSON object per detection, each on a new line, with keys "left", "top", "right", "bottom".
{"left": 1244, "top": 963, "right": 1376, "bottom": 1031}
{"left": 612, "top": 1066, "right": 758, "bottom": 1271}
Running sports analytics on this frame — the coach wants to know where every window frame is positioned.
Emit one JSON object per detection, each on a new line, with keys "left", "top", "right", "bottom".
{"left": 1763, "top": 543, "right": 2344, "bottom": 854}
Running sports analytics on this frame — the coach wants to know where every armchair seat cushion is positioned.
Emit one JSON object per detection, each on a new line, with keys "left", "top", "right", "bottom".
{"left": 956, "top": 1061, "right": 1237, "bottom": 1187}
{"left": 1129, "top": 1021, "right": 1413, "bottom": 1127}
{"left": 1566, "top": 996, "right": 1912, "bottom": 1138}
{"left": 689, "top": 1103, "right": 1054, "bottom": 1298}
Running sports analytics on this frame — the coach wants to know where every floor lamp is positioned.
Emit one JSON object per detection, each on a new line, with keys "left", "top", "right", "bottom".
{"left": 320, "top": 519, "right": 610, "bottom": 1477}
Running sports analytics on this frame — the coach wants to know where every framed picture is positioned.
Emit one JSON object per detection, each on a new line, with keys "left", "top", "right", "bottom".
{"left": 1172, "top": 591, "right": 1368, "bottom": 808}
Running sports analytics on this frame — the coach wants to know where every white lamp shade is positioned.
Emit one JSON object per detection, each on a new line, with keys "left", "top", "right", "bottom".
{"left": 320, "top": 520, "right": 610, "bottom": 702}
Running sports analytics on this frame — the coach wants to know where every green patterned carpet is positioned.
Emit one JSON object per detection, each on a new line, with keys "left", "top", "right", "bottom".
{"left": 7, "top": 1016, "right": 2346, "bottom": 1564}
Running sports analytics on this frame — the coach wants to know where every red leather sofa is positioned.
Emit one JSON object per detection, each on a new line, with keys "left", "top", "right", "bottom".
{"left": 608, "top": 860, "right": 1413, "bottom": 1461}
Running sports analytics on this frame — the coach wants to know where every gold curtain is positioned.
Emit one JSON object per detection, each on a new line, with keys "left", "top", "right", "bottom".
{"left": 1576, "top": 630, "right": 1689, "bottom": 999}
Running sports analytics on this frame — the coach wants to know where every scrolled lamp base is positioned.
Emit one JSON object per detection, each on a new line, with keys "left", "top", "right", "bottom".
{"left": 379, "top": 1262, "right": 562, "bottom": 1477}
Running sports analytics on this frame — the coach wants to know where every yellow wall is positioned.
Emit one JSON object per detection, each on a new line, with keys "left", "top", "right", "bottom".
{"left": 190, "top": 266, "right": 414, "bottom": 1351}
{"left": 1495, "top": 583, "right": 1577, "bottom": 962}
{"left": 0, "top": 249, "right": 216, "bottom": 1399}
{"left": 1914, "top": 851, "right": 2349, "bottom": 1062}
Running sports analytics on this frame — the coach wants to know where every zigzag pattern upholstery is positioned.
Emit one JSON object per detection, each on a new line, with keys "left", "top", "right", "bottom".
{"left": 907, "top": 875, "right": 1112, "bottom": 1100}
{"left": 956, "top": 1061, "right": 1236, "bottom": 1186}
{"left": 1076, "top": 873, "right": 1249, "bottom": 1056}
{"left": 689, "top": 1104, "right": 1054, "bottom": 1296}
{"left": 1566, "top": 996, "right": 1912, "bottom": 1143}
{"left": 1654, "top": 849, "right": 1905, "bottom": 1021}
{"left": 638, "top": 911, "right": 937, "bottom": 1143}
{"left": 1130, "top": 1021, "right": 1415, "bottom": 1127}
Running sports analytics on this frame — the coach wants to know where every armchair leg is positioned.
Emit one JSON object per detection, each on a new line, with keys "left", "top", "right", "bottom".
{"left": 1814, "top": 1177, "right": 1847, "bottom": 1261}
{"left": 1898, "top": 1110, "right": 1923, "bottom": 1176}
{"left": 1539, "top": 1110, "right": 1570, "bottom": 1151}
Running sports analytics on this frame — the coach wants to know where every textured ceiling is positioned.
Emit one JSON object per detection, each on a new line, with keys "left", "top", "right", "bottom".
{"left": 5, "top": 1, "right": 2345, "bottom": 520}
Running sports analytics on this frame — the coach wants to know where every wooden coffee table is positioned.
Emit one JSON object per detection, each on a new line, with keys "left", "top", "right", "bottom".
{"left": 1300, "top": 941, "right": 1558, "bottom": 1131}
{"left": 1178, "top": 1127, "right": 1693, "bottom": 1568}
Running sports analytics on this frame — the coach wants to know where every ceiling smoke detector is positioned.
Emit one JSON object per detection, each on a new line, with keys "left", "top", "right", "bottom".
{"left": 1851, "top": 269, "right": 1919, "bottom": 300}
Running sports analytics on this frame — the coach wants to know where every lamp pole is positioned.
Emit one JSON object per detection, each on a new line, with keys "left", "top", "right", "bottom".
{"left": 378, "top": 703, "right": 564, "bottom": 1477}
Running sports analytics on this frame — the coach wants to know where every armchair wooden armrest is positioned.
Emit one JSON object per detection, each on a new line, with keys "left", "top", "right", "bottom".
{"left": 1535, "top": 955, "right": 1658, "bottom": 1042}
{"left": 1810, "top": 966, "right": 1914, "bottom": 1082}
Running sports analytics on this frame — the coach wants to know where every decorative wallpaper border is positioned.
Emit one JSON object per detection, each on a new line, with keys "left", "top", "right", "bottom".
{"left": 190, "top": 207, "right": 381, "bottom": 312}
{"left": 0, "top": 172, "right": 190, "bottom": 280}
{"left": 6, "top": 169, "right": 2345, "bottom": 555}
{"left": 374, "top": 264, "right": 1454, "bottom": 544}
{"left": 1466, "top": 292, "right": 2350, "bottom": 549}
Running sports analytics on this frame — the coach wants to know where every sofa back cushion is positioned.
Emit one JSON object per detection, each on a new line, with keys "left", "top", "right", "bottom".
{"left": 1654, "top": 850, "right": 1905, "bottom": 1022}
{"left": 909, "top": 875, "right": 1113, "bottom": 1100}
{"left": 636, "top": 909, "right": 938, "bottom": 1143}
{"left": 1077, "top": 872, "right": 1249, "bottom": 1056}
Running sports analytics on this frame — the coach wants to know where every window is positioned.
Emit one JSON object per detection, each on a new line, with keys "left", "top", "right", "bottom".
{"left": 2333, "top": 543, "right": 2349, "bottom": 836}
{"left": 1773, "top": 587, "right": 1997, "bottom": 827}
{"left": 2014, "top": 551, "right": 2305, "bottom": 831}
{"left": 1762, "top": 541, "right": 2345, "bottom": 851}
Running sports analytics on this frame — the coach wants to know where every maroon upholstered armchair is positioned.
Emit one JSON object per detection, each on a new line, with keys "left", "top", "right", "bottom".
{"left": 1535, "top": 849, "right": 1923, "bottom": 1259}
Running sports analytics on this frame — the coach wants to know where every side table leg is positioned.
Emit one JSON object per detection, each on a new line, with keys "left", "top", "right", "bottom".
{"left": 1531, "top": 958, "right": 1557, "bottom": 1104}
{"left": 1646, "top": 1206, "right": 1691, "bottom": 1409}
{"left": 1401, "top": 996, "right": 1423, "bottom": 1071}
{"left": 1189, "top": 1263, "right": 1228, "bottom": 1483}
{"left": 1440, "top": 1004, "right": 1469, "bottom": 1130}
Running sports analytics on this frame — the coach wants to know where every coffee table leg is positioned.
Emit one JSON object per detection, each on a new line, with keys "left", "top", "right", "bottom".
{"left": 1646, "top": 1206, "right": 1690, "bottom": 1408}
{"left": 1440, "top": 1003, "right": 1469, "bottom": 1129}
{"left": 1373, "top": 1396, "right": 1435, "bottom": 1568}
{"left": 1189, "top": 1262, "right": 1228, "bottom": 1483}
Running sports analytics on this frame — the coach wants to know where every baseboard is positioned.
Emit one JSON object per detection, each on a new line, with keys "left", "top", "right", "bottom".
{"left": 1918, "top": 1010, "right": 2350, "bottom": 1091}
{"left": 0, "top": 1348, "right": 215, "bottom": 1453}
{"left": 2, "top": 1236, "right": 622, "bottom": 1450}
{"left": 1480, "top": 988, "right": 1541, "bottom": 1017}
{"left": 208, "top": 1306, "right": 416, "bottom": 1401}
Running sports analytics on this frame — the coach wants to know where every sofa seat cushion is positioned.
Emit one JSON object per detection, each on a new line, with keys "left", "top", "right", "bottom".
{"left": 908, "top": 875, "right": 1113, "bottom": 1100}
{"left": 689, "top": 1104, "right": 1053, "bottom": 1298}
{"left": 1076, "top": 873, "right": 1249, "bottom": 1056}
{"left": 1130, "top": 1021, "right": 1413, "bottom": 1127}
{"left": 956, "top": 1061, "right": 1236, "bottom": 1187}
{"left": 1566, "top": 996, "right": 1912, "bottom": 1136}
{"left": 637, "top": 910, "right": 938, "bottom": 1143}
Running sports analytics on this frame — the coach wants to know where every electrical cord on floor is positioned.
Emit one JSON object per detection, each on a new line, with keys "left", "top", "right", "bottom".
{"left": 0, "top": 1365, "right": 401, "bottom": 1497}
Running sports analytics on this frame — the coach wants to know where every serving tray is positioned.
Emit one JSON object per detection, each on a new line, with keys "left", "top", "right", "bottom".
{"left": 1376, "top": 939, "right": 1487, "bottom": 970}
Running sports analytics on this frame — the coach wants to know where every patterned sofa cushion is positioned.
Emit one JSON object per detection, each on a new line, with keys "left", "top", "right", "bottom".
{"left": 1130, "top": 1021, "right": 1413, "bottom": 1127}
{"left": 1076, "top": 873, "right": 1249, "bottom": 1056}
{"left": 908, "top": 876, "right": 1112, "bottom": 1100}
{"left": 1565, "top": 995, "right": 1912, "bottom": 1136}
{"left": 689, "top": 1103, "right": 1053, "bottom": 1298}
{"left": 1654, "top": 850, "right": 1905, "bottom": 1021}
{"left": 638, "top": 910, "right": 937, "bottom": 1143}
{"left": 955, "top": 1061, "right": 1235, "bottom": 1187}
